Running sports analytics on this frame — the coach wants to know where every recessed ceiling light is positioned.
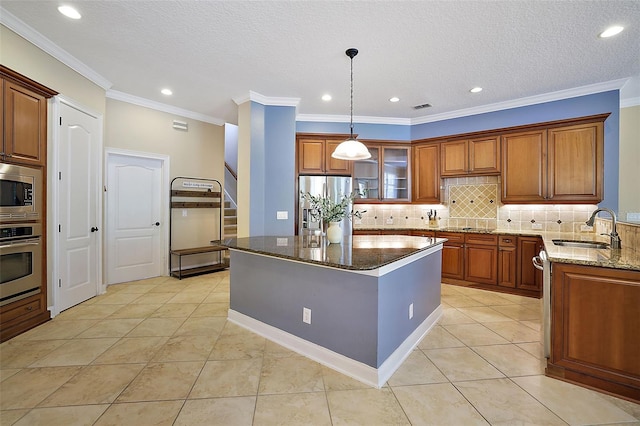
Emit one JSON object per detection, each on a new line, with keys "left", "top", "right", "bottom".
{"left": 599, "top": 26, "right": 624, "bottom": 38}
{"left": 389, "top": 97, "right": 400, "bottom": 103}
{"left": 321, "top": 94, "right": 332, "bottom": 101}
{"left": 470, "top": 87, "right": 483, "bottom": 93}
{"left": 58, "top": 5, "right": 81, "bottom": 19}
{"left": 161, "top": 88, "right": 173, "bottom": 96}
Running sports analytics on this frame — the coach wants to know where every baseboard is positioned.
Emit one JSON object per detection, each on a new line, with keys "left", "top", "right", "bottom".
{"left": 228, "top": 305, "right": 442, "bottom": 388}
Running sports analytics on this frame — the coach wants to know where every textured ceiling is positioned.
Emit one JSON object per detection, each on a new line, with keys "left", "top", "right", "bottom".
{"left": 1, "top": 1, "right": 639, "bottom": 125}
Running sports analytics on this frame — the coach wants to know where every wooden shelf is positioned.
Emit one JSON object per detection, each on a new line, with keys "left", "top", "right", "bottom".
{"left": 171, "top": 190, "right": 221, "bottom": 198}
{"left": 171, "top": 201, "right": 221, "bottom": 209}
{"left": 169, "top": 177, "right": 227, "bottom": 280}
{"left": 170, "top": 262, "right": 229, "bottom": 279}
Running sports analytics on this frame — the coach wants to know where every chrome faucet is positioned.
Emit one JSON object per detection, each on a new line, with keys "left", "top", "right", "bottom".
{"left": 586, "top": 208, "right": 621, "bottom": 249}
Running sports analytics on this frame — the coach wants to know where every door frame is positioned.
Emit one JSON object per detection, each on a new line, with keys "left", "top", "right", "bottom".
{"left": 49, "top": 95, "right": 104, "bottom": 317}
{"left": 104, "top": 148, "right": 171, "bottom": 283}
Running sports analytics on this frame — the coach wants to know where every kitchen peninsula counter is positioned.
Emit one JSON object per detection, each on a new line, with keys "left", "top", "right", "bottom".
{"left": 222, "top": 235, "right": 444, "bottom": 387}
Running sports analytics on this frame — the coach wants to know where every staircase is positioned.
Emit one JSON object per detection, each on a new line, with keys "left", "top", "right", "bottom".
{"left": 224, "top": 199, "right": 237, "bottom": 239}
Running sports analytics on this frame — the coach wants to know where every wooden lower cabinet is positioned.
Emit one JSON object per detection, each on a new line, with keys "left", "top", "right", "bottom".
{"left": 464, "top": 234, "right": 498, "bottom": 285}
{"left": 548, "top": 263, "right": 640, "bottom": 403}
{"left": 498, "top": 236, "right": 517, "bottom": 288}
{"left": 438, "top": 232, "right": 465, "bottom": 280}
{"left": 518, "top": 236, "right": 542, "bottom": 292}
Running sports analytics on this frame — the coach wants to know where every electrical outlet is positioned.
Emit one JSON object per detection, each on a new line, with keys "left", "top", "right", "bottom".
{"left": 386, "top": 217, "right": 393, "bottom": 225}
{"left": 531, "top": 223, "right": 543, "bottom": 230}
{"left": 409, "top": 303, "right": 414, "bottom": 319}
{"left": 303, "top": 307, "right": 311, "bottom": 324}
{"left": 182, "top": 209, "right": 187, "bottom": 217}
{"left": 277, "top": 211, "right": 288, "bottom": 220}
{"left": 581, "top": 224, "right": 594, "bottom": 232}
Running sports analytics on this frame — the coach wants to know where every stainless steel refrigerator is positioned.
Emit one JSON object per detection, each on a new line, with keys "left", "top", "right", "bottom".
{"left": 298, "top": 175, "right": 352, "bottom": 237}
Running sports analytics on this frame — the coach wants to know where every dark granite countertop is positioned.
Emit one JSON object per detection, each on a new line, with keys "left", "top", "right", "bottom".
{"left": 354, "top": 227, "right": 640, "bottom": 271}
{"left": 221, "top": 235, "right": 445, "bottom": 271}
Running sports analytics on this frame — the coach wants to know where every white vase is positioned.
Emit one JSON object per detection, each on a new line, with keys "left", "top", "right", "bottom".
{"left": 326, "top": 221, "right": 342, "bottom": 244}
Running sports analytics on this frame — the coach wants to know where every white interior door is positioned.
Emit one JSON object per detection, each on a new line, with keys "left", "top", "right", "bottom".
{"left": 57, "top": 102, "right": 100, "bottom": 312}
{"left": 106, "top": 153, "right": 164, "bottom": 284}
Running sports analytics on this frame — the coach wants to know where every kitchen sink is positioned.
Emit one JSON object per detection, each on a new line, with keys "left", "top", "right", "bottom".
{"left": 552, "top": 239, "right": 610, "bottom": 249}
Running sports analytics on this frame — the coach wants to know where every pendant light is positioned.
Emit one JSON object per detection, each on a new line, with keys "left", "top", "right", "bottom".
{"left": 331, "top": 48, "right": 372, "bottom": 161}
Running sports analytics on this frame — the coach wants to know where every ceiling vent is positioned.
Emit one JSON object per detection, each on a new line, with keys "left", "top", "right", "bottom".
{"left": 413, "top": 103, "right": 432, "bottom": 110}
{"left": 172, "top": 120, "right": 188, "bottom": 131}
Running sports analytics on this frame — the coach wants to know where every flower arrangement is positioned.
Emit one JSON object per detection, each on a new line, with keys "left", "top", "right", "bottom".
{"left": 301, "top": 191, "right": 366, "bottom": 223}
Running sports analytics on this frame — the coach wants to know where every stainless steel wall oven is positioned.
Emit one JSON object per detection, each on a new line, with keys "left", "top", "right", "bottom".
{"left": 0, "top": 223, "right": 42, "bottom": 306}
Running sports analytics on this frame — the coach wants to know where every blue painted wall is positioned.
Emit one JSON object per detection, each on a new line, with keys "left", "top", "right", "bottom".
{"left": 264, "top": 105, "right": 297, "bottom": 235}
{"left": 296, "top": 121, "right": 411, "bottom": 141}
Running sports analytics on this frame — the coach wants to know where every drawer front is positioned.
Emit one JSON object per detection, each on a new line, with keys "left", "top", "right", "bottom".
{"left": 465, "top": 233, "right": 498, "bottom": 246}
{"left": 437, "top": 232, "right": 464, "bottom": 244}
{"left": 498, "top": 235, "right": 517, "bottom": 247}
{"left": 411, "top": 230, "right": 436, "bottom": 237}
{"left": 0, "top": 298, "right": 41, "bottom": 323}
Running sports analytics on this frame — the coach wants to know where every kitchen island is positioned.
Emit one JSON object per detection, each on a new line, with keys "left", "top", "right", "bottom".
{"left": 222, "top": 235, "right": 445, "bottom": 387}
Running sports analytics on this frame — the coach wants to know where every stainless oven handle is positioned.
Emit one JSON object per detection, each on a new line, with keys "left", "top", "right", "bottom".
{"left": 532, "top": 255, "right": 544, "bottom": 271}
{"left": 0, "top": 239, "right": 41, "bottom": 249}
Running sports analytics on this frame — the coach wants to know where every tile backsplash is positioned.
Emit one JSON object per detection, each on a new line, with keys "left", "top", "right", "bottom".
{"left": 354, "top": 175, "right": 598, "bottom": 233}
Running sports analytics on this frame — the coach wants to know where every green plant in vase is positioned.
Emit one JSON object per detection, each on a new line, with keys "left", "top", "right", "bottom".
{"left": 301, "top": 191, "right": 366, "bottom": 241}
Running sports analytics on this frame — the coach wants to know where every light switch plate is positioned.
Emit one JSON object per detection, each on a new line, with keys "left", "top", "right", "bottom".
{"left": 277, "top": 211, "right": 288, "bottom": 220}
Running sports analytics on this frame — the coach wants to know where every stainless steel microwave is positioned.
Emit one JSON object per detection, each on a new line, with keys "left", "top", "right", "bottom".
{"left": 0, "top": 163, "right": 42, "bottom": 222}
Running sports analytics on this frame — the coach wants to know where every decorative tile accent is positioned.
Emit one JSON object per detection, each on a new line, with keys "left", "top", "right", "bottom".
{"left": 449, "top": 184, "right": 498, "bottom": 219}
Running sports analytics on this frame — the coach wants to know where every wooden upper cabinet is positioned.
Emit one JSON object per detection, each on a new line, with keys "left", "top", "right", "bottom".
{"left": 547, "top": 122, "right": 603, "bottom": 203}
{"left": 2, "top": 80, "right": 48, "bottom": 166}
{"left": 412, "top": 143, "right": 440, "bottom": 203}
{"left": 501, "top": 130, "right": 547, "bottom": 203}
{"left": 325, "top": 140, "right": 352, "bottom": 175}
{"left": 470, "top": 137, "right": 500, "bottom": 174}
{"left": 298, "top": 138, "right": 325, "bottom": 174}
{"left": 441, "top": 136, "right": 500, "bottom": 176}
{"left": 441, "top": 140, "right": 467, "bottom": 176}
{"left": 297, "top": 135, "right": 352, "bottom": 175}
{"left": 501, "top": 116, "right": 605, "bottom": 204}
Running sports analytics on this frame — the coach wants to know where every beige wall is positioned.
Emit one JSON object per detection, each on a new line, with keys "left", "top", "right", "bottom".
{"left": 619, "top": 105, "right": 640, "bottom": 222}
{"left": 105, "top": 99, "right": 224, "bottom": 180}
{"left": 0, "top": 25, "right": 105, "bottom": 114}
{"left": 105, "top": 99, "right": 225, "bottom": 251}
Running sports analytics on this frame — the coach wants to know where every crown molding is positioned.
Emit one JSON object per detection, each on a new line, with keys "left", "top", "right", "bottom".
{"left": 233, "top": 91, "right": 300, "bottom": 107}
{"left": 621, "top": 97, "right": 640, "bottom": 108}
{"left": 410, "top": 78, "right": 629, "bottom": 125}
{"left": 106, "top": 90, "right": 224, "bottom": 126}
{"left": 0, "top": 8, "right": 112, "bottom": 90}
{"left": 296, "top": 114, "right": 411, "bottom": 126}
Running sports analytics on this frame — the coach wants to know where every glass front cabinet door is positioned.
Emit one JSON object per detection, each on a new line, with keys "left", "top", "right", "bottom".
{"left": 353, "top": 145, "right": 410, "bottom": 202}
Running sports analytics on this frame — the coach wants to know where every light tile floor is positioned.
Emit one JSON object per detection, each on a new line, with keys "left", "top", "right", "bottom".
{"left": 1, "top": 271, "right": 639, "bottom": 425}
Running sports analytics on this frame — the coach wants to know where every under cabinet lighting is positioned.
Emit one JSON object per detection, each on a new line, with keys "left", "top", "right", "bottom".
{"left": 389, "top": 97, "right": 400, "bottom": 103}
{"left": 161, "top": 88, "right": 173, "bottom": 96}
{"left": 322, "top": 94, "right": 332, "bottom": 101}
{"left": 470, "top": 87, "right": 483, "bottom": 93}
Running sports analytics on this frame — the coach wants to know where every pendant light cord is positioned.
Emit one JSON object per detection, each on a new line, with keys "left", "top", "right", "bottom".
{"left": 350, "top": 54, "right": 354, "bottom": 138}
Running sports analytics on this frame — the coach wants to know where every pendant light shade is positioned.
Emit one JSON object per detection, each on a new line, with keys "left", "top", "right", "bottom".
{"left": 331, "top": 48, "right": 371, "bottom": 161}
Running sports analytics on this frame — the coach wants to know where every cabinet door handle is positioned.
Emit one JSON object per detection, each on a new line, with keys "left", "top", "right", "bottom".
{"left": 153, "top": 222, "right": 160, "bottom": 226}
{"left": 91, "top": 227, "right": 99, "bottom": 232}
